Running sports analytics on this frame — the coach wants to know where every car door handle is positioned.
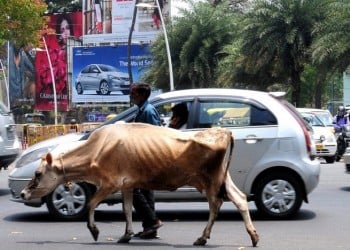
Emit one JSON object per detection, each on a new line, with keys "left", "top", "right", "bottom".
{"left": 244, "top": 135, "right": 262, "bottom": 144}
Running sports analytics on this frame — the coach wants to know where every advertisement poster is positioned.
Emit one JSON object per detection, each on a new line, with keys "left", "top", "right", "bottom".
{"left": 8, "top": 43, "right": 36, "bottom": 111}
{"left": 72, "top": 44, "right": 153, "bottom": 103}
{"left": 35, "top": 12, "right": 83, "bottom": 111}
{"left": 83, "top": 0, "right": 168, "bottom": 44}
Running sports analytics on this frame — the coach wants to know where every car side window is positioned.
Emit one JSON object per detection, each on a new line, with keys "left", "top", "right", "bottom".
{"left": 155, "top": 101, "right": 192, "bottom": 127}
{"left": 195, "top": 100, "right": 277, "bottom": 128}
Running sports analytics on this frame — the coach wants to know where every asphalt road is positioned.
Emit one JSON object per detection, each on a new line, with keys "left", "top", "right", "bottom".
{"left": 0, "top": 160, "right": 350, "bottom": 250}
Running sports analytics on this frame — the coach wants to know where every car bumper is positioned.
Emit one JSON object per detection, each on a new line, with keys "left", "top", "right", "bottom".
{"left": 303, "top": 159, "right": 321, "bottom": 195}
{"left": 315, "top": 142, "right": 337, "bottom": 157}
{"left": 8, "top": 176, "right": 43, "bottom": 207}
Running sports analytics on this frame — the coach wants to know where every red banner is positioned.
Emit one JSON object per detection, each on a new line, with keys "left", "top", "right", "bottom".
{"left": 35, "top": 12, "right": 82, "bottom": 111}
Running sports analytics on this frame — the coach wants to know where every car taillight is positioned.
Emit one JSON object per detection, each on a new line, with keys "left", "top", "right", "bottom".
{"left": 289, "top": 110, "right": 315, "bottom": 160}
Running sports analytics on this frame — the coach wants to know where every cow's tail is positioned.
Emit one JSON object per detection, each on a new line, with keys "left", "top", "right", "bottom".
{"left": 218, "top": 132, "right": 234, "bottom": 199}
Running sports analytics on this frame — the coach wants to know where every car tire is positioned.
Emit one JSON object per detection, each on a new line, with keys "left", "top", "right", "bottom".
{"left": 324, "top": 156, "right": 335, "bottom": 164}
{"left": 121, "top": 90, "right": 130, "bottom": 95}
{"left": 46, "top": 182, "right": 91, "bottom": 220}
{"left": 254, "top": 172, "right": 303, "bottom": 219}
{"left": 76, "top": 83, "right": 83, "bottom": 95}
{"left": 100, "top": 81, "right": 111, "bottom": 95}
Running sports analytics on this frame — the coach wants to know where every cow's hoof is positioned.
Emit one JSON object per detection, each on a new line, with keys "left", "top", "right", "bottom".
{"left": 117, "top": 234, "right": 132, "bottom": 243}
{"left": 251, "top": 232, "right": 259, "bottom": 247}
{"left": 88, "top": 224, "right": 99, "bottom": 241}
{"left": 193, "top": 237, "right": 207, "bottom": 246}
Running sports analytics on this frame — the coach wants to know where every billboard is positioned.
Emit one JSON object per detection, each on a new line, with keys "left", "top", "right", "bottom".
{"left": 8, "top": 43, "right": 36, "bottom": 111}
{"left": 72, "top": 44, "right": 153, "bottom": 103}
{"left": 83, "top": 0, "right": 168, "bottom": 44}
{"left": 35, "top": 12, "right": 83, "bottom": 111}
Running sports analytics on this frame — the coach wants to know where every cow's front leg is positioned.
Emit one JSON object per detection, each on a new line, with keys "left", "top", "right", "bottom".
{"left": 117, "top": 189, "right": 134, "bottom": 243}
{"left": 87, "top": 202, "right": 99, "bottom": 241}
{"left": 194, "top": 189, "right": 223, "bottom": 246}
{"left": 87, "top": 187, "right": 113, "bottom": 241}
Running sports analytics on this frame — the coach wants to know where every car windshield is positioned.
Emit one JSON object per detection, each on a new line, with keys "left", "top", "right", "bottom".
{"left": 302, "top": 113, "right": 325, "bottom": 127}
{"left": 314, "top": 112, "right": 333, "bottom": 126}
{"left": 99, "top": 65, "right": 118, "bottom": 72}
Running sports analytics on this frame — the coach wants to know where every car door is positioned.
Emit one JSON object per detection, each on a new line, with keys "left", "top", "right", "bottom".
{"left": 86, "top": 65, "right": 101, "bottom": 89}
{"left": 192, "top": 97, "right": 279, "bottom": 191}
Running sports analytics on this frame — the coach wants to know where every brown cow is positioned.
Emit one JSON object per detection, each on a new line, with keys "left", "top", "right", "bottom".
{"left": 21, "top": 123, "right": 259, "bottom": 247}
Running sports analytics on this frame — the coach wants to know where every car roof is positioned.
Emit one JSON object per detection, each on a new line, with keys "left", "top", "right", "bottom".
{"left": 152, "top": 88, "right": 281, "bottom": 100}
{"left": 297, "top": 108, "right": 332, "bottom": 114}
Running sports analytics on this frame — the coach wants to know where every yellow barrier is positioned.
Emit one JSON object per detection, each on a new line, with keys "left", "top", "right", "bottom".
{"left": 19, "top": 123, "right": 102, "bottom": 149}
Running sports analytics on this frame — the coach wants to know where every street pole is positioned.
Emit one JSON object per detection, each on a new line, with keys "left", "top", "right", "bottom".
{"left": 42, "top": 36, "right": 58, "bottom": 125}
{"left": 155, "top": 0, "right": 174, "bottom": 91}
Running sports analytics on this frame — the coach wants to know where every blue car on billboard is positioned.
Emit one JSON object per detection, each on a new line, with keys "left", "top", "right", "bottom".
{"left": 75, "top": 64, "right": 130, "bottom": 95}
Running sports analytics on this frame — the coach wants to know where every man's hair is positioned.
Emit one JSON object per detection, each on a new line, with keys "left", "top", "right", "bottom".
{"left": 171, "top": 102, "right": 189, "bottom": 125}
{"left": 131, "top": 83, "right": 151, "bottom": 99}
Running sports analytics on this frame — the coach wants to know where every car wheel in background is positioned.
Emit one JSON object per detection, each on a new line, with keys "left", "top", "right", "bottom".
{"left": 76, "top": 83, "right": 83, "bottom": 95}
{"left": 121, "top": 90, "right": 130, "bottom": 95}
{"left": 254, "top": 172, "right": 303, "bottom": 218}
{"left": 99, "top": 81, "right": 111, "bottom": 95}
{"left": 46, "top": 182, "right": 91, "bottom": 220}
{"left": 324, "top": 156, "right": 335, "bottom": 164}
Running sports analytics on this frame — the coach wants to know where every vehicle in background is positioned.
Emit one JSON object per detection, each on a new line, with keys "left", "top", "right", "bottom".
{"left": 75, "top": 64, "right": 130, "bottom": 95}
{"left": 8, "top": 89, "right": 320, "bottom": 220}
{"left": 23, "top": 113, "right": 45, "bottom": 125}
{"left": 0, "top": 102, "right": 20, "bottom": 170}
{"left": 297, "top": 108, "right": 335, "bottom": 134}
{"left": 298, "top": 109, "right": 337, "bottom": 163}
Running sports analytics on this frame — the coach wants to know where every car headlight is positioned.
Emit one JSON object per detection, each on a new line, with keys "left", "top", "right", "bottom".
{"left": 15, "top": 145, "right": 58, "bottom": 168}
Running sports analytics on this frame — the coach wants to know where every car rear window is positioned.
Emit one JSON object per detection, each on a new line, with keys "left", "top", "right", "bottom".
{"left": 195, "top": 100, "right": 277, "bottom": 128}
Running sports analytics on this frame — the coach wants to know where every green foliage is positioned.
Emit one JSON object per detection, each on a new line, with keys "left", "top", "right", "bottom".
{"left": 144, "top": 0, "right": 239, "bottom": 90}
{"left": 312, "top": 1, "right": 350, "bottom": 73}
{"left": 0, "top": 0, "right": 47, "bottom": 49}
{"left": 236, "top": 0, "right": 326, "bottom": 106}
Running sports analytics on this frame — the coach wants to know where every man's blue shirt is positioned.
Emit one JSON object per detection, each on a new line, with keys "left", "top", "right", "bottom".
{"left": 134, "top": 100, "right": 161, "bottom": 126}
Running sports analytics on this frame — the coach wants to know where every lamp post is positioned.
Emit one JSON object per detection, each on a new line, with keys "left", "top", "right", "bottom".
{"left": 154, "top": 0, "right": 174, "bottom": 91}
{"left": 42, "top": 36, "right": 58, "bottom": 125}
{"left": 135, "top": 1, "right": 174, "bottom": 91}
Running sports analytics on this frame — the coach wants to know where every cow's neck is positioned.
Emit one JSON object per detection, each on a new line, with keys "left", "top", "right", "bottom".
{"left": 58, "top": 147, "right": 95, "bottom": 184}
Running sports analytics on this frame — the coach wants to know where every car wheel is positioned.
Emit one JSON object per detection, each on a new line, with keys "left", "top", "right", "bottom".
{"left": 76, "top": 83, "right": 83, "bottom": 95}
{"left": 254, "top": 173, "right": 303, "bottom": 219}
{"left": 100, "top": 81, "right": 111, "bottom": 95}
{"left": 46, "top": 182, "right": 91, "bottom": 220}
{"left": 324, "top": 156, "right": 335, "bottom": 164}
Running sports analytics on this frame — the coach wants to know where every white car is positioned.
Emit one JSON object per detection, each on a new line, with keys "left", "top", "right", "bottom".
{"left": 297, "top": 109, "right": 337, "bottom": 163}
{"left": 0, "top": 101, "right": 20, "bottom": 170}
{"left": 8, "top": 89, "right": 320, "bottom": 220}
{"left": 297, "top": 108, "right": 335, "bottom": 134}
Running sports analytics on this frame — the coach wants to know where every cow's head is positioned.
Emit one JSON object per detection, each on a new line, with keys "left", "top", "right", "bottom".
{"left": 21, "top": 153, "right": 64, "bottom": 200}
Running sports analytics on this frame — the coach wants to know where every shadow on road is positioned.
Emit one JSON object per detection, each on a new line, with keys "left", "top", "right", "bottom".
{"left": 3, "top": 207, "right": 316, "bottom": 223}
{"left": 340, "top": 186, "right": 350, "bottom": 192}
{"left": 0, "top": 188, "right": 10, "bottom": 196}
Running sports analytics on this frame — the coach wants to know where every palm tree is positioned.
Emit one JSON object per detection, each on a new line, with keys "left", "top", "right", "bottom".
{"left": 144, "top": 0, "right": 238, "bottom": 90}
{"left": 312, "top": 1, "right": 350, "bottom": 73}
{"left": 237, "top": 0, "right": 325, "bottom": 106}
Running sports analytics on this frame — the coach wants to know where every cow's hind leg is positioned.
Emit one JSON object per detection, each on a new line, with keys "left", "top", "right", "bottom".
{"left": 225, "top": 172, "right": 259, "bottom": 247}
{"left": 87, "top": 187, "right": 114, "bottom": 241}
{"left": 117, "top": 189, "right": 134, "bottom": 243}
{"left": 194, "top": 189, "right": 223, "bottom": 246}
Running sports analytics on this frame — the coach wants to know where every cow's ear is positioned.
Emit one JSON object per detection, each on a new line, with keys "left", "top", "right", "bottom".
{"left": 46, "top": 153, "right": 53, "bottom": 166}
